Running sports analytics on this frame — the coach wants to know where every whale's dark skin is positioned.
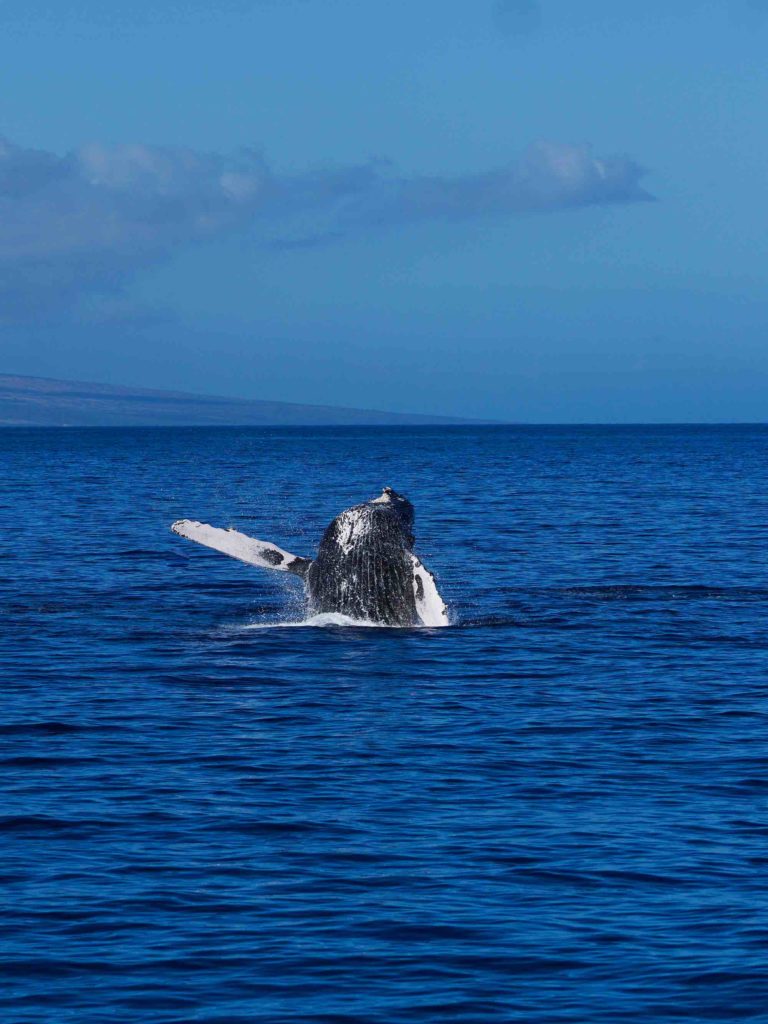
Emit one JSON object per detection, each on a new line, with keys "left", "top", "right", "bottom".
{"left": 303, "top": 488, "right": 418, "bottom": 625}
{"left": 171, "top": 486, "right": 446, "bottom": 626}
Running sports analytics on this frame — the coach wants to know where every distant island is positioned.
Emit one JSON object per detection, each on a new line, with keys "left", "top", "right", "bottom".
{"left": 0, "top": 375, "right": 469, "bottom": 427}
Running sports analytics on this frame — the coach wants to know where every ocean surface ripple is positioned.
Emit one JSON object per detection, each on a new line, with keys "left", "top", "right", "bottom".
{"left": 2, "top": 425, "right": 768, "bottom": 1023}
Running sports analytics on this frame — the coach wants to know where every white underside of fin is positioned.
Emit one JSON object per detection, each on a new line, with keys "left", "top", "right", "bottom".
{"left": 171, "top": 520, "right": 302, "bottom": 572}
{"left": 411, "top": 554, "right": 449, "bottom": 627}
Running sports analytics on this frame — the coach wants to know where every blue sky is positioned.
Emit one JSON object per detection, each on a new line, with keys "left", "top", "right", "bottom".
{"left": 1, "top": 0, "right": 767, "bottom": 420}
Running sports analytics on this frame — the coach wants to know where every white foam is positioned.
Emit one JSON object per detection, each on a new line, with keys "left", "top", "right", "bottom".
{"left": 244, "top": 612, "right": 389, "bottom": 629}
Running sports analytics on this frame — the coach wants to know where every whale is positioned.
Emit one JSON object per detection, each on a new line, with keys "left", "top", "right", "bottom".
{"left": 171, "top": 487, "right": 448, "bottom": 627}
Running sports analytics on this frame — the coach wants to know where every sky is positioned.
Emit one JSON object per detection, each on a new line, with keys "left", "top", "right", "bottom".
{"left": 1, "top": 0, "right": 768, "bottom": 421}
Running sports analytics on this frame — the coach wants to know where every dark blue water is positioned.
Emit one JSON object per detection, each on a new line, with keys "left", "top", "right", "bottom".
{"left": 3, "top": 425, "right": 768, "bottom": 1024}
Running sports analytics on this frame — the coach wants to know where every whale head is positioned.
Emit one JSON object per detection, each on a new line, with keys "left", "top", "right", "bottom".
{"left": 370, "top": 486, "right": 414, "bottom": 533}
{"left": 308, "top": 486, "right": 421, "bottom": 623}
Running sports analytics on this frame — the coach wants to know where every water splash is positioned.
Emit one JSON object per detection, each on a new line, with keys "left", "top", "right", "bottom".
{"left": 245, "top": 612, "right": 390, "bottom": 629}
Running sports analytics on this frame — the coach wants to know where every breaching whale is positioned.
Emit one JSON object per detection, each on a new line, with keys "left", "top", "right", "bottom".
{"left": 171, "top": 487, "right": 448, "bottom": 627}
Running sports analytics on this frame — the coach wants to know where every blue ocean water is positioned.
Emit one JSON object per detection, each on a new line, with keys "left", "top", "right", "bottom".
{"left": 2, "top": 425, "right": 768, "bottom": 1024}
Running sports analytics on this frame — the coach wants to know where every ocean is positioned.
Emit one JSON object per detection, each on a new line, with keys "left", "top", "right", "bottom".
{"left": 2, "top": 425, "right": 767, "bottom": 1023}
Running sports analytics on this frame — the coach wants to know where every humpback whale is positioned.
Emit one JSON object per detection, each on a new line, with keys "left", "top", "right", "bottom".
{"left": 171, "top": 487, "right": 448, "bottom": 627}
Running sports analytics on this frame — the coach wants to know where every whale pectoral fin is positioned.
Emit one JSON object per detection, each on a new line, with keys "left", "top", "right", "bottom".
{"left": 171, "top": 520, "right": 311, "bottom": 577}
{"left": 410, "top": 554, "right": 449, "bottom": 627}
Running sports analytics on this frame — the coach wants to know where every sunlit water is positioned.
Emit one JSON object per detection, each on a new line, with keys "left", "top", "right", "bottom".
{"left": 2, "top": 425, "right": 768, "bottom": 1023}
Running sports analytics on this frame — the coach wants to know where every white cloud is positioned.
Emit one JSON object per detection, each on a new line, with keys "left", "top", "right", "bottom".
{"left": 0, "top": 135, "right": 653, "bottom": 321}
